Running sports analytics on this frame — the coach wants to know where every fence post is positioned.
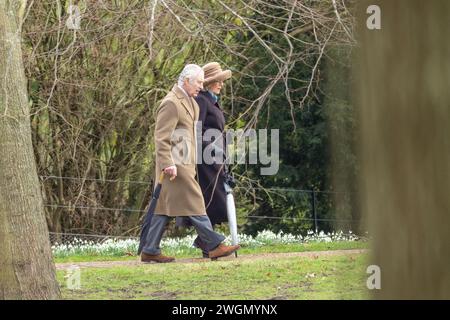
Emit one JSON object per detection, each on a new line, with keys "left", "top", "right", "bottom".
{"left": 311, "top": 190, "right": 318, "bottom": 233}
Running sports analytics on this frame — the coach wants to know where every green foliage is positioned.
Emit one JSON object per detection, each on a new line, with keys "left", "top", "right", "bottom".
{"left": 228, "top": 26, "right": 348, "bottom": 235}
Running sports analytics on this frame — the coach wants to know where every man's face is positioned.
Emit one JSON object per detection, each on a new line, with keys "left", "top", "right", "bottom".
{"left": 183, "top": 73, "right": 204, "bottom": 97}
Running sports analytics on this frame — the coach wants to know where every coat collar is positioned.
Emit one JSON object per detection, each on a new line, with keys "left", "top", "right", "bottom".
{"left": 198, "top": 90, "right": 222, "bottom": 112}
{"left": 198, "top": 90, "right": 216, "bottom": 104}
{"left": 172, "top": 85, "right": 195, "bottom": 120}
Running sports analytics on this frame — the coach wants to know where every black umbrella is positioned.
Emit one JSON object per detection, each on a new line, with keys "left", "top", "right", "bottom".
{"left": 137, "top": 171, "right": 165, "bottom": 255}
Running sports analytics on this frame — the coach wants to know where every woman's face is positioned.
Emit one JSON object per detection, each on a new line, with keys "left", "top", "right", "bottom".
{"left": 208, "top": 80, "right": 223, "bottom": 95}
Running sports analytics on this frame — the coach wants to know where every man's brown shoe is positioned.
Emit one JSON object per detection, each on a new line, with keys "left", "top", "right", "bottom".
{"left": 141, "top": 252, "right": 175, "bottom": 263}
{"left": 208, "top": 244, "right": 240, "bottom": 259}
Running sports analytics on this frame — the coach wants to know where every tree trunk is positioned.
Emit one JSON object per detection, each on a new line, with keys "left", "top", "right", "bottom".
{"left": 0, "top": 0, "right": 60, "bottom": 299}
{"left": 356, "top": 0, "right": 450, "bottom": 299}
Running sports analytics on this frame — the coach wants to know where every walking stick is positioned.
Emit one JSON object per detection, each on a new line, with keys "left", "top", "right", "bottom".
{"left": 137, "top": 171, "right": 165, "bottom": 255}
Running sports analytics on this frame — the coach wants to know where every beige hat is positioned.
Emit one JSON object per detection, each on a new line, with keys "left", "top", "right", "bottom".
{"left": 202, "top": 62, "right": 232, "bottom": 86}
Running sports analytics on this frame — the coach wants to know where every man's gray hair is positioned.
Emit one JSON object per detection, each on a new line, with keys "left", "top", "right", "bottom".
{"left": 178, "top": 64, "right": 203, "bottom": 87}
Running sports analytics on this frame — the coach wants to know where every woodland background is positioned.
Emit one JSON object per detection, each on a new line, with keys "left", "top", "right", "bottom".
{"left": 21, "top": 0, "right": 359, "bottom": 237}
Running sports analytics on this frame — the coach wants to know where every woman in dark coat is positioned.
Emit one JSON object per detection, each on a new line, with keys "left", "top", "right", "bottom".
{"left": 193, "top": 62, "right": 233, "bottom": 257}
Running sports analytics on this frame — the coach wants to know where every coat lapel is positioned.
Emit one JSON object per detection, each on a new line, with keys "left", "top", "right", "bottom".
{"left": 191, "top": 97, "right": 199, "bottom": 121}
{"left": 172, "top": 85, "right": 194, "bottom": 120}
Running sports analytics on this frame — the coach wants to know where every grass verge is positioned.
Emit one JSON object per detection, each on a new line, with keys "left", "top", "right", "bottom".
{"left": 58, "top": 251, "right": 370, "bottom": 300}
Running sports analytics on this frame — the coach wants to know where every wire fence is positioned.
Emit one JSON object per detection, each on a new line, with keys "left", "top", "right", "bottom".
{"left": 40, "top": 175, "right": 362, "bottom": 243}
{"left": 49, "top": 232, "right": 136, "bottom": 245}
{"left": 38, "top": 175, "right": 350, "bottom": 194}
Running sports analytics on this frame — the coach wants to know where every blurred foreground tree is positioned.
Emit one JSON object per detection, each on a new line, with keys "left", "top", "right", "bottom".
{"left": 356, "top": 0, "right": 450, "bottom": 299}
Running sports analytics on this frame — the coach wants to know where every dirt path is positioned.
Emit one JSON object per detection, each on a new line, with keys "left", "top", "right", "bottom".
{"left": 55, "top": 249, "right": 368, "bottom": 270}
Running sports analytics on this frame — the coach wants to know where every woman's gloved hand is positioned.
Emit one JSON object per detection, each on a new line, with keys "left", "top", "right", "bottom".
{"left": 224, "top": 171, "right": 236, "bottom": 188}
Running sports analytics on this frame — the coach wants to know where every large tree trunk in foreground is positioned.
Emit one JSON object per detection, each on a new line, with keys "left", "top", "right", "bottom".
{"left": 356, "top": 0, "right": 450, "bottom": 299}
{"left": 0, "top": 0, "right": 60, "bottom": 299}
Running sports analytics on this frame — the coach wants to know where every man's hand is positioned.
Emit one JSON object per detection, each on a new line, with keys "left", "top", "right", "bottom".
{"left": 163, "top": 165, "right": 177, "bottom": 181}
